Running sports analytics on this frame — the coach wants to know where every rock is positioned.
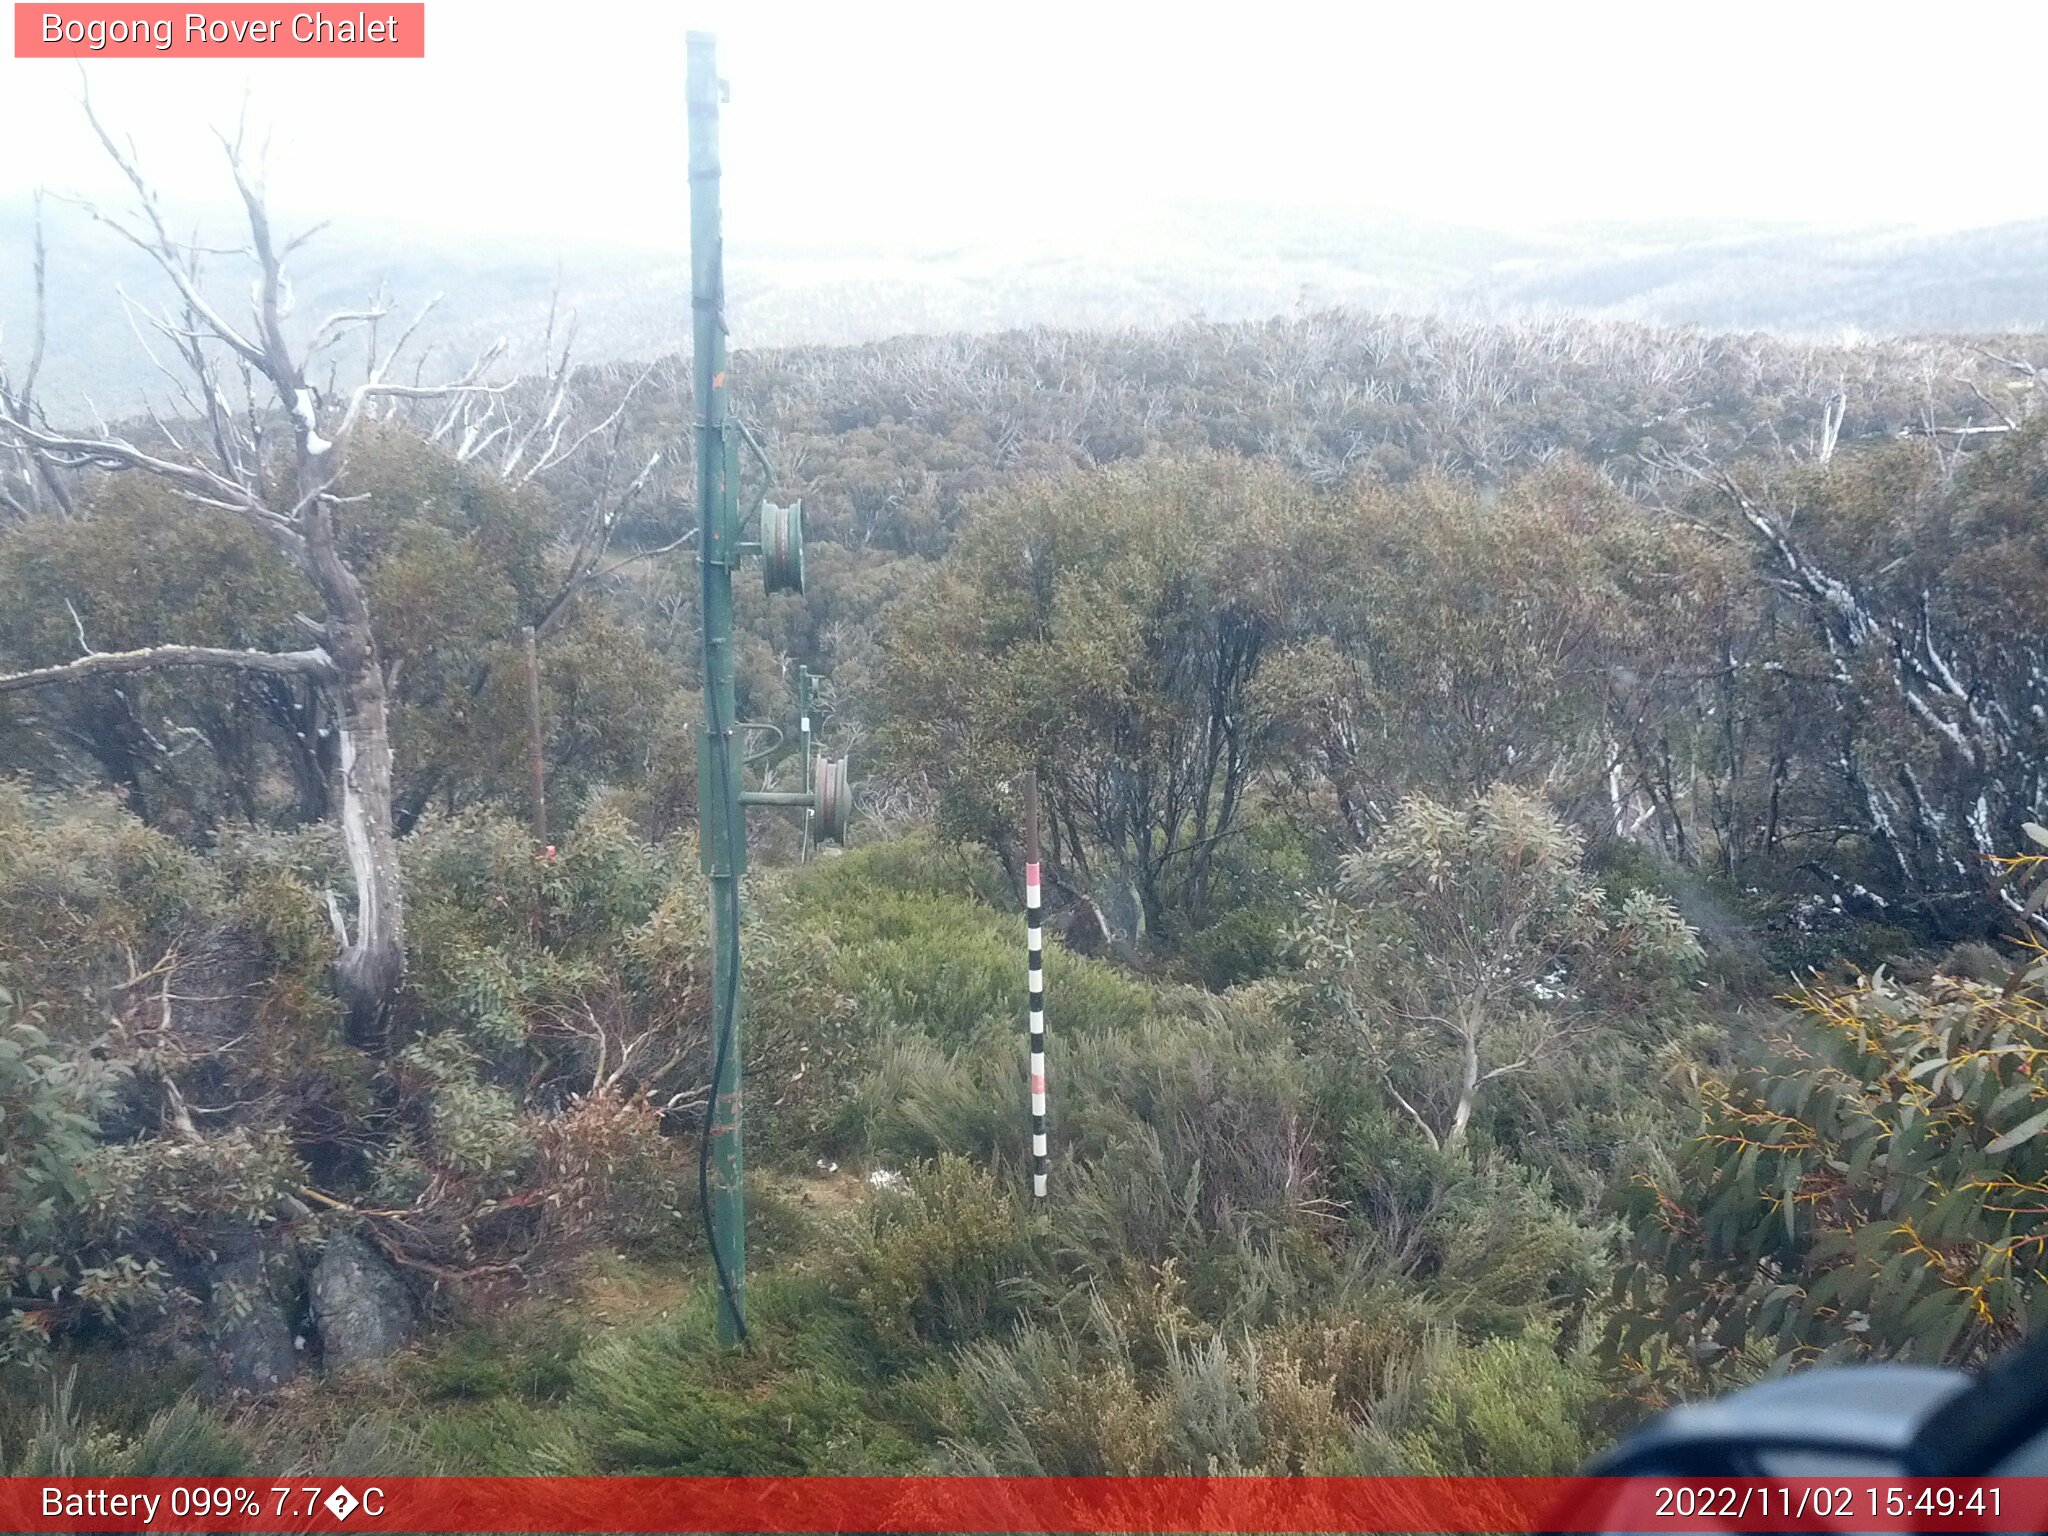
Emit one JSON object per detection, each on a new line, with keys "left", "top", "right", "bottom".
{"left": 309, "top": 1233, "right": 415, "bottom": 1370}
{"left": 1060, "top": 897, "right": 1112, "bottom": 956}
{"left": 205, "top": 1248, "right": 297, "bottom": 1394}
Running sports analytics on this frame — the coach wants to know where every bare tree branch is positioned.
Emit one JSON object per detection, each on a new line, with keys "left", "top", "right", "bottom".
{"left": 0, "top": 643, "right": 336, "bottom": 697}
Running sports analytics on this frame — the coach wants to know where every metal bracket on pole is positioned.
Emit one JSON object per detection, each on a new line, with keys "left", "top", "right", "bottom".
{"left": 798, "top": 667, "right": 815, "bottom": 860}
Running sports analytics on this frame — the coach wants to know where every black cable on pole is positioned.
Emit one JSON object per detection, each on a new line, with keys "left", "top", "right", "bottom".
{"left": 696, "top": 436, "right": 749, "bottom": 1345}
{"left": 688, "top": 33, "right": 747, "bottom": 1347}
{"left": 696, "top": 870, "right": 746, "bottom": 1343}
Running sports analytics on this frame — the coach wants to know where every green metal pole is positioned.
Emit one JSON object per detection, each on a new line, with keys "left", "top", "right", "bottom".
{"left": 689, "top": 29, "right": 746, "bottom": 1345}
{"left": 797, "top": 667, "right": 814, "bottom": 861}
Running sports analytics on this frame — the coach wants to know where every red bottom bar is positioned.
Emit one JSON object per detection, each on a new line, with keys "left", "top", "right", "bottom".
{"left": 6, "top": 1475, "right": 2046, "bottom": 1533}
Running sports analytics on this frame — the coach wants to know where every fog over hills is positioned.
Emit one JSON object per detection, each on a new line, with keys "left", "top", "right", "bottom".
{"left": 6, "top": 193, "right": 2047, "bottom": 423}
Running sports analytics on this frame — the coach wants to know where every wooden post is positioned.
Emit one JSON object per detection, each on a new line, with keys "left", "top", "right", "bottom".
{"left": 522, "top": 624, "right": 547, "bottom": 845}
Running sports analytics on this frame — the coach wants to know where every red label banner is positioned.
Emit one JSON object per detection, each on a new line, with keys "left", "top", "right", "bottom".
{"left": 14, "top": 4, "right": 425, "bottom": 57}
{"left": 3, "top": 1476, "right": 2047, "bottom": 1533}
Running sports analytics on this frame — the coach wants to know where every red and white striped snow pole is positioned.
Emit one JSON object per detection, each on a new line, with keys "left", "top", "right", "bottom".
{"left": 1024, "top": 771, "right": 1048, "bottom": 1200}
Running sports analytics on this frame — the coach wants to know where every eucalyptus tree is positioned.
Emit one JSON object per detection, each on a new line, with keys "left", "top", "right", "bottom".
{"left": 882, "top": 455, "right": 1320, "bottom": 944}
{"left": 1296, "top": 788, "right": 1701, "bottom": 1153}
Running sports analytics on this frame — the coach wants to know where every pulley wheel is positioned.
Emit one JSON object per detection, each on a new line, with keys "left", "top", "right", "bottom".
{"left": 814, "top": 754, "right": 851, "bottom": 845}
{"left": 762, "top": 500, "right": 806, "bottom": 596}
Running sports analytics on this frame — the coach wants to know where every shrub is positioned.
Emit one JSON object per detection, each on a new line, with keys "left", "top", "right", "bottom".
{"left": 942, "top": 1318, "right": 1360, "bottom": 1475}
{"left": 0, "top": 786, "right": 216, "bottom": 1038}
{"left": 843, "top": 1155, "right": 1036, "bottom": 1357}
{"left": 1361, "top": 1329, "right": 1603, "bottom": 1475}
{"left": 1179, "top": 904, "right": 1293, "bottom": 991}
{"left": 527, "top": 1090, "right": 686, "bottom": 1259}
{"left": 0, "top": 982, "right": 153, "bottom": 1365}
{"left": 1060, "top": 996, "right": 1323, "bottom": 1237}
{"left": 1159, "top": 1332, "right": 1352, "bottom": 1473}
{"left": 791, "top": 832, "right": 1012, "bottom": 912}
{"left": 944, "top": 1325, "right": 1169, "bottom": 1475}
{"left": 789, "top": 835, "right": 1155, "bottom": 1058}
{"left": 395, "top": 1034, "right": 534, "bottom": 1184}
{"left": 1273, "top": 1290, "right": 1440, "bottom": 1419}
{"left": 1614, "top": 940, "right": 2048, "bottom": 1381}
{"left": 841, "top": 1032, "right": 1021, "bottom": 1167}
{"left": 1295, "top": 787, "right": 1702, "bottom": 1155}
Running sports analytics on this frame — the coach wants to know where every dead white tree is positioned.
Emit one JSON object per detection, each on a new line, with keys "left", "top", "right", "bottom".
{"left": 0, "top": 194, "right": 77, "bottom": 525}
{"left": 1654, "top": 445, "right": 2048, "bottom": 932}
{"left": 0, "top": 104, "right": 524, "bottom": 1042}
{"left": 405, "top": 303, "right": 669, "bottom": 642}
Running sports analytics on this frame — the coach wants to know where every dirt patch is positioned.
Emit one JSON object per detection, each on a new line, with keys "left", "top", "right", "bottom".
{"left": 577, "top": 1259, "right": 693, "bottom": 1325}
{"left": 774, "top": 1168, "right": 869, "bottom": 1217}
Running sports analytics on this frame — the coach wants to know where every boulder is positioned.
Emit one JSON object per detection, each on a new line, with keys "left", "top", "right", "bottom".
{"left": 309, "top": 1233, "right": 415, "bottom": 1370}
{"left": 205, "top": 1248, "right": 297, "bottom": 1394}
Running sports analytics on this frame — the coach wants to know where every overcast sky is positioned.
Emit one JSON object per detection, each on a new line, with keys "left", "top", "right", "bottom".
{"left": 4, "top": 0, "right": 2047, "bottom": 251}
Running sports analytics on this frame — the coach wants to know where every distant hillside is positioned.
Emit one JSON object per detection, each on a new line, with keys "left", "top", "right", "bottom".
{"left": 5, "top": 194, "right": 2048, "bottom": 423}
